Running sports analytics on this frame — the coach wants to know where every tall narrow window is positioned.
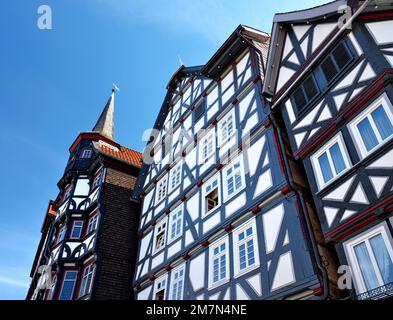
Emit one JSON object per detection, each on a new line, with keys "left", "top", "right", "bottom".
{"left": 223, "top": 156, "right": 245, "bottom": 201}
{"left": 311, "top": 133, "right": 351, "bottom": 190}
{"left": 57, "top": 226, "right": 66, "bottom": 244}
{"left": 154, "top": 275, "right": 168, "bottom": 300}
{"left": 209, "top": 237, "right": 229, "bottom": 288}
{"left": 154, "top": 218, "right": 167, "bottom": 252}
{"left": 70, "top": 221, "right": 83, "bottom": 239}
{"left": 170, "top": 265, "right": 185, "bottom": 300}
{"left": 344, "top": 223, "right": 393, "bottom": 296}
{"left": 79, "top": 264, "right": 95, "bottom": 297}
{"left": 155, "top": 175, "right": 168, "bottom": 204}
{"left": 58, "top": 271, "right": 78, "bottom": 300}
{"left": 203, "top": 174, "right": 221, "bottom": 215}
{"left": 199, "top": 130, "right": 215, "bottom": 164}
{"left": 349, "top": 94, "right": 393, "bottom": 159}
{"left": 194, "top": 102, "right": 205, "bottom": 123}
{"left": 168, "top": 206, "right": 183, "bottom": 243}
{"left": 233, "top": 219, "right": 259, "bottom": 276}
{"left": 87, "top": 214, "right": 99, "bottom": 234}
{"left": 169, "top": 163, "right": 182, "bottom": 192}
{"left": 91, "top": 169, "right": 103, "bottom": 190}
{"left": 218, "top": 109, "right": 236, "bottom": 147}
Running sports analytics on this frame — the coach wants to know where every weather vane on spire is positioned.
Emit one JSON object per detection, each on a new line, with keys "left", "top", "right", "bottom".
{"left": 112, "top": 83, "right": 120, "bottom": 93}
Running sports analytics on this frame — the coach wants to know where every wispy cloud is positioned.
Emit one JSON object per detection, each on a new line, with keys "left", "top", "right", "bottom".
{"left": 92, "top": 0, "right": 329, "bottom": 43}
{"left": 0, "top": 276, "right": 29, "bottom": 289}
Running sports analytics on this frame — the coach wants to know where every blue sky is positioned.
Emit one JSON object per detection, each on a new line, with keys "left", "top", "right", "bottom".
{"left": 0, "top": 0, "right": 328, "bottom": 299}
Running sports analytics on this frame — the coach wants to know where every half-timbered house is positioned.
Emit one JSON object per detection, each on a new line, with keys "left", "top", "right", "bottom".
{"left": 27, "top": 89, "right": 142, "bottom": 300}
{"left": 263, "top": 0, "right": 393, "bottom": 300}
{"left": 132, "top": 25, "right": 340, "bottom": 300}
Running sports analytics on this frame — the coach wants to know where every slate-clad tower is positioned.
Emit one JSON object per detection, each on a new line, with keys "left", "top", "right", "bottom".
{"left": 132, "top": 25, "right": 340, "bottom": 300}
{"left": 263, "top": 0, "right": 393, "bottom": 300}
{"left": 27, "top": 90, "right": 142, "bottom": 300}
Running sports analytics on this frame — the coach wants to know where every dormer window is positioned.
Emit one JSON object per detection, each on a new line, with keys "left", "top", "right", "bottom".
{"left": 80, "top": 148, "right": 92, "bottom": 159}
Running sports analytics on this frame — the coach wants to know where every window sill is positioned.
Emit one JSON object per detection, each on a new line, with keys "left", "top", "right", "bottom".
{"left": 233, "top": 264, "right": 260, "bottom": 279}
{"left": 208, "top": 278, "right": 230, "bottom": 291}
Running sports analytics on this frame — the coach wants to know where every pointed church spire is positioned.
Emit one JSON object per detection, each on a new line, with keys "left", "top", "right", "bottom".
{"left": 92, "top": 87, "right": 116, "bottom": 140}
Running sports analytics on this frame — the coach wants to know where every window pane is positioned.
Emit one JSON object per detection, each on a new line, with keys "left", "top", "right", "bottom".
{"left": 330, "top": 143, "right": 347, "bottom": 174}
{"left": 318, "top": 152, "right": 334, "bottom": 183}
{"left": 333, "top": 43, "right": 351, "bottom": 70}
{"left": 293, "top": 87, "right": 306, "bottom": 110}
{"left": 321, "top": 56, "right": 337, "bottom": 82}
{"left": 371, "top": 106, "right": 393, "bottom": 141}
{"left": 357, "top": 118, "right": 379, "bottom": 151}
{"left": 369, "top": 234, "right": 393, "bottom": 285}
{"left": 303, "top": 76, "right": 318, "bottom": 101}
{"left": 354, "top": 242, "right": 380, "bottom": 291}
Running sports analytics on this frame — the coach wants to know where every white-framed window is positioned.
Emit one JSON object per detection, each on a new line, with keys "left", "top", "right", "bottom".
{"left": 348, "top": 93, "right": 393, "bottom": 159}
{"left": 155, "top": 175, "right": 168, "bottom": 204}
{"left": 153, "top": 274, "right": 168, "bottom": 300}
{"left": 81, "top": 148, "right": 93, "bottom": 159}
{"left": 168, "top": 205, "right": 183, "bottom": 244}
{"left": 87, "top": 214, "right": 99, "bottom": 234}
{"left": 310, "top": 133, "right": 351, "bottom": 190}
{"left": 70, "top": 221, "right": 83, "bottom": 239}
{"left": 169, "top": 264, "right": 185, "bottom": 300}
{"left": 154, "top": 217, "right": 168, "bottom": 253}
{"left": 199, "top": 129, "right": 216, "bottom": 164}
{"left": 344, "top": 222, "right": 393, "bottom": 294}
{"left": 218, "top": 109, "right": 236, "bottom": 147}
{"left": 223, "top": 155, "right": 246, "bottom": 202}
{"left": 208, "top": 236, "right": 229, "bottom": 289}
{"left": 233, "top": 218, "right": 260, "bottom": 277}
{"left": 169, "top": 162, "right": 182, "bottom": 193}
{"left": 79, "top": 264, "right": 95, "bottom": 297}
{"left": 202, "top": 173, "right": 221, "bottom": 216}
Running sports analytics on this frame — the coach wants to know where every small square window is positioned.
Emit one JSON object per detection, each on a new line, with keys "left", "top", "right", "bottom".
{"left": 311, "top": 133, "right": 351, "bottom": 190}
{"left": 81, "top": 149, "right": 92, "bottom": 159}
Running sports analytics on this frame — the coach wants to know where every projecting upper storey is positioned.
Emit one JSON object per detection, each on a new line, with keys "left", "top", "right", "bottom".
{"left": 134, "top": 25, "right": 270, "bottom": 197}
{"left": 262, "top": 0, "right": 393, "bottom": 157}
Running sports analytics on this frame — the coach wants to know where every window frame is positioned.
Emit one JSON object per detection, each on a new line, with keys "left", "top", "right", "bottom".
{"left": 169, "top": 264, "right": 185, "bottom": 300}
{"left": 168, "top": 162, "right": 182, "bottom": 193}
{"left": 153, "top": 216, "right": 168, "bottom": 254}
{"left": 57, "top": 226, "right": 67, "bottom": 244}
{"left": 202, "top": 173, "right": 221, "bottom": 217}
{"left": 167, "top": 205, "right": 183, "bottom": 244}
{"left": 80, "top": 148, "right": 93, "bottom": 159}
{"left": 218, "top": 108, "right": 236, "bottom": 148}
{"left": 78, "top": 263, "right": 96, "bottom": 298}
{"left": 208, "top": 236, "right": 230, "bottom": 289}
{"left": 343, "top": 222, "right": 393, "bottom": 294}
{"left": 222, "top": 155, "right": 246, "bottom": 202}
{"left": 87, "top": 213, "right": 99, "bottom": 234}
{"left": 153, "top": 274, "right": 168, "bottom": 300}
{"left": 199, "top": 129, "right": 216, "bottom": 164}
{"left": 291, "top": 74, "right": 320, "bottom": 113}
{"left": 233, "top": 218, "right": 260, "bottom": 278}
{"left": 348, "top": 93, "right": 393, "bottom": 159}
{"left": 155, "top": 174, "right": 168, "bottom": 205}
{"left": 310, "top": 133, "right": 352, "bottom": 191}
{"left": 70, "top": 220, "right": 84, "bottom": 239}
{"left": 58, "top": 270, "right": 78, "bottom": 300}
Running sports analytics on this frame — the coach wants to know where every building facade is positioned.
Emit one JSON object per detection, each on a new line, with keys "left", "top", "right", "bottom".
{"left": 132, "top": 25, "right": 340, "bottom": 300}
{"left": 263, "top": 0, "right": 393, "bottom": 300}
{"left": 27, "top": 90, "right": 142, "bottom": 300}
